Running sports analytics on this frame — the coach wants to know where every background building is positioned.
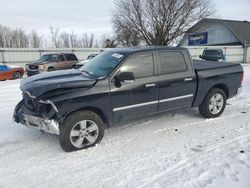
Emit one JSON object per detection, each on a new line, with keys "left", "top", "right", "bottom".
{"left": 179, "top": 18, "right": 250, "bottom": 46}
{"left": 179, "top": 18, "right": 250, "bottom": 63}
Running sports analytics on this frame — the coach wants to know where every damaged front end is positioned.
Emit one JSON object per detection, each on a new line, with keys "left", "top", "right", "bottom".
{"left": 13, "top": 69, "right": 98, "bottom": 135}
{"left": 13, "top": 91, "right": 60, "bottom": 135}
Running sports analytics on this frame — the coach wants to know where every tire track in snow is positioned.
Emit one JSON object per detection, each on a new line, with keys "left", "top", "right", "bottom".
{"left": 139, "top": 134, "right": 250, "bottom": 188}
{"left": 153, "top": 111, "right": 244, "bottom": 134}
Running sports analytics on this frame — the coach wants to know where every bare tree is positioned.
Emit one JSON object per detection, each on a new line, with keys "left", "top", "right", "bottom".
{"left": 0, "top": 25, "right": 31, "bottom": 48}
{"left": 112, "top": 0, "right": 215, "bottom": 46}
{"left": 2, "top": 26, "right": 12, "bottom": 48}
{"left": 18, "top": 29, "right": 29, "bottom": 47}
{"left": 60, "top": 32, "right": 70, "bottom": 48}
{"left": 50, "top": 26, "right": 61, "bottom": 48}
{"left": 0, "top": 24, "right": 100, "bottom": 48}
{"left": 104, "top": 39, "right": 117, "bottom": 48}
{"left": 10, "top": 29, "right": 29, "bottom": 48}
{"left": 0, "top": 25, "right": 4, "bottom": 48}
{"left": 113, "top": 16, "right": 141, "bottom": 47}
{"left": 29, "top": 30, "right": 42, "bottom": 48}
{"left": 89, "top": 33, "right": 94, "bottom": 48}
{"left": 94, "top": 39, "right": 99, "bottom": 48}
{"left": 68, "top": 31, "right": 78, "bottom": 48}
{"left": 80, "top": 33, "right": 95, "bottom": 48}
{"left": 81, "top": 33, "right": 89, "bottom": 48}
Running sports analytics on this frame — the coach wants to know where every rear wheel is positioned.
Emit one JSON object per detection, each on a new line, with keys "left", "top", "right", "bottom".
{"left": 199, "top": 88, "right": 226, "bottom": 118}
{"left": 13, "top": 71, "right": 22, "bottom": 79}
{"left": 59, "top": 110, "right": 105, "bottom": 152}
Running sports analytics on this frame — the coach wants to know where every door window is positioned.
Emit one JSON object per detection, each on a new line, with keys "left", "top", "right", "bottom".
{"left": 158, "top": 51, "right": 187, "bottom": 74}
{"left": 120, "top": 53, "right": 154, "bottom": 78}
{"left": 58, "top": 55, "right": 65, "bottom": 62}
{"left": 65, "top": 54, "right": 77, "bottom": 61}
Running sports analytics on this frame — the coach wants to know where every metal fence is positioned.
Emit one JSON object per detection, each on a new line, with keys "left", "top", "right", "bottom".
{"left": 0, "top": 48, "right": 104, "bottom": 67}
{"left": 0, "top": 46, "right": 249, "bottom": 67}
{"left": 183, "top": 45, "right": 250, "bottom": 63}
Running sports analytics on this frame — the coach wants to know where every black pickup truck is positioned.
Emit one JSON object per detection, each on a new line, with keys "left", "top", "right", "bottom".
{"left": 13, "top": 47, "right": 244, "bottom": 152}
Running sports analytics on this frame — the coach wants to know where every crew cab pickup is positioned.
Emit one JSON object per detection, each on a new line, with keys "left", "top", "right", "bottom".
{"left": 13, "top": 47, "right": 244, "bottom": 152}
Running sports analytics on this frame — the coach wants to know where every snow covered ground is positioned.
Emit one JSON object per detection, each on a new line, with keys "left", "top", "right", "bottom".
{"left": 0, "top": 65, "right": 250, "bottom": 188}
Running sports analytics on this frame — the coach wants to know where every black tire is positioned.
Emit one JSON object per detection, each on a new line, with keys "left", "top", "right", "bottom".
{"left": 199, "top": 88, "right": 226, "bottom": 118}
{"left": 59, "top": 110, "right": 105, "bottom": 152}
{"left": 47, "top": 67, "right": 55, "bottom": 72}
{"left": 13, "top": 71, "right": 22, "bottom": 79}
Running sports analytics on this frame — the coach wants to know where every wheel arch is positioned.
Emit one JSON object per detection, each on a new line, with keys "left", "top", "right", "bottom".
{"left": 62, "top": 106, "right": 110, "bottom": 128}
{"left": 210, "top": 84, "right": 229, "bottom": 99}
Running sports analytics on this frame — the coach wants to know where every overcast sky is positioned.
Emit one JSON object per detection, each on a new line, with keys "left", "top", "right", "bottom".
{"left": 0, "top": 0, "right": 249, "bottom": 38}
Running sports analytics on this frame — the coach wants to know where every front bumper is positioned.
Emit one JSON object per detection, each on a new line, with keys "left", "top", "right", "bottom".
{"left": 26, "top": 69, "right": 40, "bottom": 76}
{"left": 14, "top": 100, "right": 60, "bottom": 135}
{"left": 22, "top": 114, "right": 59, "bottom": 135}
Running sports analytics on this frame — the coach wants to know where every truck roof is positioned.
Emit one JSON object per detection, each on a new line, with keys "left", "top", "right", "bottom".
{"left": 105, "top": 46, "right": 187, "bottom": 54}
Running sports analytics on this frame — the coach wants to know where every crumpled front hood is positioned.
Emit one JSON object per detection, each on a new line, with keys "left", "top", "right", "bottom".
{"left": 20, "top": 69, "right": 97, "bottom": 97}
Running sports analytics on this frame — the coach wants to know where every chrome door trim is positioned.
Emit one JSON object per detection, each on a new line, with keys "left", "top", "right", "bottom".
{"left": 113, "top": 100, "right": 158, "bottom": 112}
{"left": 159, "top": 94, "right": 194, "bottom": 103}
{"left": 113, "top": 94, "right": 194, "bottom": 112}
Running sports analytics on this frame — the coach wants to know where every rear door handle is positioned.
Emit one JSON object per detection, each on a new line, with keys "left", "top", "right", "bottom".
{"left": 145, "top": 83, "right": 156, "bottom": 88}
{"left": 184, "top": 78, "right": 193, "bottom": 82}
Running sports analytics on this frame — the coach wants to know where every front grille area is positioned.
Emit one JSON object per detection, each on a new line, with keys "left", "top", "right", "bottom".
{"left": 22, "top": 92, "right": 52, "bottom": 116}
{"left": 29, "top": 65, "right": 39, "bottom": 69}
{"left": 27, "top": 70, "right": 39, "bottom": 77}
{"left": 23, "top": 92, "right": 35, "bottom": 111}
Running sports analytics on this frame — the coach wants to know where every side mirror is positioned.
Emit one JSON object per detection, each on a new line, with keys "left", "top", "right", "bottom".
{"left": 199, "top": 55, "right": 202, "bottom": 59}
{"left": 115, "top": 72, "right": 135, "bottom": 83}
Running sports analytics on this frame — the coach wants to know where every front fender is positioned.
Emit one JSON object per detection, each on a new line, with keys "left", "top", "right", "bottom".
{"left": 53, "top": 93, "right": 113, "bottom": 127}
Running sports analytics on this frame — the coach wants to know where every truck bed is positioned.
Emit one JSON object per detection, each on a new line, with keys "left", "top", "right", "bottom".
{"left": 192, "top": 59, "right": 243, "bottom": 108}
{"left": 193, "top": 60, "right": 240, "bottom": 71}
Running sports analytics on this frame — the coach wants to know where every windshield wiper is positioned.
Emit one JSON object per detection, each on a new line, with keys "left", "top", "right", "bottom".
{"left": 80, "top": 70, "right": 95, "bottom": 78}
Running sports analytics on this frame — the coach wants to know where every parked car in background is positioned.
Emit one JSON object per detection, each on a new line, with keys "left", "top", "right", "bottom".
{"left": 72, "top": 54, "right": 98, "bottom": 69}
{"left": 14, "top": 47, "right": 243, "bottom": 152}
{"left": 0, "top": 64, "right": 24, "bottom": 81}
{"left": 26, "top": 53, "right": 78, "bottom": 76}
{"left": 199, "top": 49, "right": 226, "bottom": 62}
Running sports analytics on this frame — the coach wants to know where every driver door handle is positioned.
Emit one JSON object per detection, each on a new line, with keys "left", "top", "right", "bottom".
{"left": 184, "top": 78, "right": 193, "bottom": 82}
{"left": 145, "top": 83, "right": 156, "bottom": 88}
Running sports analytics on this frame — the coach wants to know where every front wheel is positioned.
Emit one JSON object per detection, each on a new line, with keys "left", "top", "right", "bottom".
{"left": 59, "top": 110, "right": 105, "bottom": 152}
{"left": 13, "top": 71, "right": 22, "bottom": 79}
{"left": 199, "top": 88, "right": 226, "bottom": 118}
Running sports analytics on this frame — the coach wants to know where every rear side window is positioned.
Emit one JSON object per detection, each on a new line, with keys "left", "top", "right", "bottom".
{"left": 120, "top": 53, "right": 154, "bottom": 78}
{"left": 65, "top": 54, "right": 77, "bottom": 61}
{"left": 158, "top": 51, "right": 187, "bottom": 74}
{"left": 58, "top": 55, "right": 65, "bottom": 62}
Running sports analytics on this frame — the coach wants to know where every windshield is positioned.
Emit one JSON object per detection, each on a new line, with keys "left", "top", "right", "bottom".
{"left": 80, "top": 51, "right": 126, "bottom": 78}
{"left": 38, "top": 54, "right": 58, "bottom": 62}
{"left": 204, "top": 50, "right": 222, "bottom": 57}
